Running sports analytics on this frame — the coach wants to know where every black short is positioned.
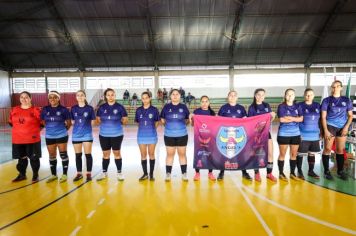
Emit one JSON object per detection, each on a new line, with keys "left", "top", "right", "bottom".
{"left": 45, "top": 136, "right": 68, "bottom": 145}
{"left": 12, "top": 142, "right": 42, "bottom": 160}
{"left": 99, "top": 135, "right": 123, "bottom": 151}
{"left": 327, "top": 125, "right": 344, "bottom": 137}
{"left": 72, "top": 140, "right": 93, "bottom": 144}
{"left": 277, "top": 135, "right": 301, "bottom": 145}
{"left": 298, "top": 140, "right": 321, "bottom": 154}
{"left": 268, "top": 132, "right": 272, "bottom": 140}
{"left": 164, "top": 135, "right": 188, "bottom": 147}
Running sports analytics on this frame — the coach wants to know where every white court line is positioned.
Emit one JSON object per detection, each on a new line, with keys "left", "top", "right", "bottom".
{"left": 98, "top": 198, "right": 105, "bottom": 205}
{"left": 69, "top": 226, "right": 82, "bottom": 236}
{"left": 86, "top": 210, "right": 96, "bottom": 219}
{"left": 230, "top": 176, "right": 274, "bottom": 236}
{"left": 234, "top": 181, "right": 356, "bottom": 235}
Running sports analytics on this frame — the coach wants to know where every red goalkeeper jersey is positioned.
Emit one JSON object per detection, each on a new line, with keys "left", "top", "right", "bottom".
{"left": 9, "top": 106, "right": 41, "bottom": 144}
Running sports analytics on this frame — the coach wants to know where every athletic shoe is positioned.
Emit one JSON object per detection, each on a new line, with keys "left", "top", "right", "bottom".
{"left": 266, "top": 173, "right": 277, "bottom": 182}
{"left": 139, "top": 174, "right": 148, "bottom": 181}
{"left": 290, "top": 173, "right": 299, "bottom": 181}
{"left": 242, "top": 172, "right": 252, "bottom": 181}
{"left": 182, "top": 173, "right": 188, "bottom": 181}
{"left": 337, "top": 171, "right": 348, "bottom": 181}
{"left": 32, "top": 174, "right": 39, "bottom": 183}
{"left": 12, "top": 174, "right": 26, "bottom": 182}
{"left": 165, "top": 173, "right": 171, "bottom": 182}
{"left": 46, "top": 175, "right": 58, "bottom": 183}
{"left": 307, "top": 171, "right": 320, "bottom": 179}
{"left": 297, "top": 172, "right": 305, "bottom": 180}
{"left": 96, "top": 172, "right": 108, "bottom": 181}
{"left": 86, "top": 173, "right": 92, "bottom": 182}
{"left": 208, "top": 172, "right": 216, "bottom": 181}
{"left": 254, "top": 172, "right": 261, "bottom": 182}
{"left": 149, "top": 175, "right": 155, "bottom": 181}
{"left": 217, "top": 172, "right": 224, "bottom": 181}
{"left": 193, "top": 172, "right": 200, "bottom": 181}
{"left": 324, "top": 171, "right": 333, "bottom": 180}
{"left": 59, "top": 174, "right": 68, "bottom": 183}
{"left": 73, "top": 174, "right": 83, "bottom": 182}
{"left": 117, "top": 172, "right": 125, "bottom": 181}
{"left": 279, "top": 173, "right": 288, "bottom": 182}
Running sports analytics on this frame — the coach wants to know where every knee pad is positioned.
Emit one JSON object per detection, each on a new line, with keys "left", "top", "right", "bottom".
{"left": 59, "top": 152, "right": 69, "bottom": 161}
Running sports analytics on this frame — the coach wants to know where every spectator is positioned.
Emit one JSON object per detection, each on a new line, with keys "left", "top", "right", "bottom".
{"left": 157, "top": 89, "right": 164, "bottom": 103}
{"left": 179, "top": 87, "right": 186, "bottom": 103}
{"left": 123, "top": 90, "right": 130, "bottom": 104}
{"left": 146, "top": 89, "right": 152, "bottom": 98}
{"left": 163, "top": 88, "right": 168, "bottom": 103}
{"left": 186, "top": 92, "right": 195, "bottom": 106}
{"left": 131, "top": 93, "right": 138, "bottom": 107}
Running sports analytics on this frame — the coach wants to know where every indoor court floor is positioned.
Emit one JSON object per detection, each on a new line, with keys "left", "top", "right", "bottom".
{"left": 0, "top": 125, "right": 355, "bottom": 236}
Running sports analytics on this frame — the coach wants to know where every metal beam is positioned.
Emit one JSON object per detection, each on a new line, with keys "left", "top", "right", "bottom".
{"left": 229, "top": 0, "right": 245, "bottom": 68}
{"left": 44, "top": 0, "right": 85, "bottom": 71}
{"left": 144, "top": 0, "right": 158, "bottom": 70}
{"left": 304, "top": 0, "right": 349, "bottom": 68}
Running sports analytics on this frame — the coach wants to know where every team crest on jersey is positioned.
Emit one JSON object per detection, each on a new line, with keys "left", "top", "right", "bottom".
{"left": 83, "top": 112, "right": 88, "bottom": 117}
{"left": 56, "top": 111, "right": 61, "bottom": 116}
{"left": 287, "top": 110, "right": 290, "bottom": 115}
{"left": 237, "top": 110, "right": 241, "bottom": 114}
{"left": 305, "top": 109, "right": 309, "bottom": 113}
{"left": 113, "top": 109, "right": 118, "bottom": 114}
{"left": 315, "top": 108, "right": 319, "bottom": 113}
{"left": 74, "top": 112, "right": 78, "bottom": 117}
{"left": 179, "top": 108, "right": 183, "bottom": 113}
{"left": 342, "top": 102, "right": 346, "bottom": 106}
{"left": 265, "top": 107, "right": 269, "bottom": 112}
{"left": 140, "top": 114, "right": 143, "bottom": 119}
{"left": 149, "top": 113, "right": 153, "bottom": 119}
{"left": 216, "top": 126, "right": 247, "bottom": 159}
{"left": 169, "top": 109, "right": 172, "bottom": 112}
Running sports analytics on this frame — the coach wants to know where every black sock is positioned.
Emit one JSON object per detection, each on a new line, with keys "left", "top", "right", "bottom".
{"left": 267, "top": 162, "right": 273, "bottom": 174}
{"left": 296, "top": 155, "right": 303, "bottom": 174}
{"left": 30, "top": 159, "right": 40, "bottom": 176}
{"left": 85, "top": 154, "right": 93, "bottom": 172}
{"left": 141, "top": 159, "right": 148, "bottom": 175}
{"left": 180, "top": 164, "right": 187, "bottom": 174}
{"left": 254, "top": 169, "right": 259, "bottom": 174}
{"left": 307, "top": 155, "right": 315, "bottom": 172}
{"left": 49, "top": 158, "right": 57, "bottom": 175}
{"left": 114, "top": 159, "right": 122, "bottom": 173}
{"left": 242, "top": 170, "right": 248, "bottom": 175}
{"left": 208, "top": 169, "right": 213, "bottom": 173}
{"left": 102, "top": 158, "right": 110, "bottom": 172}
{"left": 336, "top": 154, "right": 344, "bottom": 173}
{"left": 59, "top": 152, "right": 69, "bottom": 175}
{"left": 149, "top": 159, "right": 155, "bottom": 176}
{"left": 166, "top": 165, "right": 172, "bottom": 174}
{"left": 322, "top": 154, "right": 330, "bottom": 174}
{"left": 219, "top": 170, "right": 225, "bottom": 175}
{"left": 195, "top": 168, "right": 200, "bottom": 173}
{"left": 290, "top": 160, "right": 297, "bottom": 175}
{"left": 17, "top": 158, "right": 28, "bottom": 176}
{"left": 278, "top": 160, "right": 284, "bottom": 174}
{"left": 75, "top": 153, "right": 83, "bottom": 172}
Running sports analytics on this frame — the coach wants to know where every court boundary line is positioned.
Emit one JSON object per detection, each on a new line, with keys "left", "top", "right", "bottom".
{"left": 0, "top": 172, "right": 99, "bottom": 231}
{"left": 232, "top": 180, "right": 356, "bottom": 235}
{"left": 304, "top": 178, "right": 356, "bottom": 197}
{"left": 0, "top": 175, "right": 50, "bottom": 195}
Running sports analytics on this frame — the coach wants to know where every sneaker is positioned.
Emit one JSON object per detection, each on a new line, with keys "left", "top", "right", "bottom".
{"left": 149, "top": 175, "right": 155, "bottom": 181}
{"left": 242, "top": 172, "right": 252, "bottom": 181}
{"left": 86, "top": 173, "right": 92, "bottom": 182}
{"left": 59, "top": 174, "right": 68, "bottom": 183}
{"left": 12, "top": 174, "right": 27, "bottom": 182}
{"left": 32, "top": 174, "right": 39, "bottom": 183}
{"left": 165, "top": 173, "right": 171, "bottom": 182}
{"left": 193, "top": 172, "right": 200, "bottom": 181}
{"left": 139, "top": 174, "right": 148, "bottom": 181}
{"left": 297, "top": 172, "right": 305, "bottom": 180}
{"left": 46, "top": 175, "right": 58, "bottom": 183}
{"left": 208, "top": 172, "right": 216, "bottom": 181}
{"left": 73, "top": 174, "right": 83, "bottom": 182}
{"left": 290, "top": 173, "right": 299, "bottom": 181}
{"left": 217, "top": 172, "right": 224, "bottom": 181}
{"left": 324, "top": 171, "right": 333, "bottom": 180}
{"left": 254, "top": 172, "right": 261, "bottom": 182}
{"left": 117, "top": 172, "right": 125, "bottom": 181}
{"left": 337, "top": 171, "right": 348, "bottom": 181}
{"left": 96, "top": 172, "right": 108, "bottom": 181}
{"left": 182, "top": 173, "right": 188, "bottom": 181}
{"left": 307, "top": 171, "right": 320, "bottom": 179}
{"left": 279, "top": 173, "right": 288, "bottom": 182}
{"left": 266, "top": 173, "right": 277, "bottom": 182}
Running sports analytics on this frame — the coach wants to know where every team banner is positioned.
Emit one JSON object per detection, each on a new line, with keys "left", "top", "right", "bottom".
{"left": 193, "top": 113, "right": 271, "bottom": 170}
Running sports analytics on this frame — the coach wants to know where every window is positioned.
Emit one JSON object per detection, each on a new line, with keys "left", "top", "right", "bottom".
{"left": 310, "top": 73, "right": 355, "bottom": 86}
{"left": 47, "top": 77, "right": 80, "bottom": 92}
{"left": 234, "top": 73, "right": 305, "bottom": 87}
{"left": 85, "top": 77, "right": 154, "bottom": 89}
{"left": 12, "top": 77, "right": 46, "bottom": 93}
{"left": 159, "top": 75, "right": 228, "bottom": 88}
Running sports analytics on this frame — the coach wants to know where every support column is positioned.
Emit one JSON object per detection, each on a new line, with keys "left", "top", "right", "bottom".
{"left": 154, "top": 68, "right": 159, "bottom": 98}
{"left": 229, "top": 66, "right": 234, "bottom": 91}
{"left": 306, "top": 67, "right": 311, "bottom": 88}
{"left": 80, "top": 71, "right": 84, "bottom": 90}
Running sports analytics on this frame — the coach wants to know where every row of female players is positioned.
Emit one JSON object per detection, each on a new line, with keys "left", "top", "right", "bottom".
{"left": 9, "top": 79, "right": 352, "bottom": 183}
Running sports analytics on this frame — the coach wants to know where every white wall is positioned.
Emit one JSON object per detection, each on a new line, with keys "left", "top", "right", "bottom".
{"left": 0, "top": 70, "right": 10, "bottom": 108}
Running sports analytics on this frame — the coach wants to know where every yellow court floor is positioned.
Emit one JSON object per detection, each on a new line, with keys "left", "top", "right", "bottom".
{"left": 0, "top": 126, "right": 355, "bottom": 236}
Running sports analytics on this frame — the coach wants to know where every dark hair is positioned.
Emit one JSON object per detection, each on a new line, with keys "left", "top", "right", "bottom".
{"left": 251, "top": 88, "right": 266, "bottom": 111}
{"left": 20, "top": 91, "right": 32, "bottom": 99}
{"left": 169, "top": 89, "right": 181, "bottom": 97}
{"left": 141, "top": 91, "right": 152, "bottom": 105}
{"left": 200, "top": 95, "right": 215, "bottom": 116}
{"left": 103, "top": 88, "right": 115, "bottom": 103}
{"left": 303, "top": 88, "right": 314, "bottom": 96}
{"left": 283, "top": 88, "right": 296, "bottom": 104}
{"left": 332, "top": 80, "right": 343, "bottom": 87}
{"left": 48, "top": 90, "right": 61, "bottom": 105}
{"left": 76, "top": 89, "right": 88, "bottom": 105}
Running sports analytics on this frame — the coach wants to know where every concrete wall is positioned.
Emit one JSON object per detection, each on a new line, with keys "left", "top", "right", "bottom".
{"left": 0, "top": 70, "right": 10, "bottom": 108}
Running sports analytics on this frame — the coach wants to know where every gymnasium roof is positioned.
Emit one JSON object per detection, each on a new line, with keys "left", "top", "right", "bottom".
{"left": 0, "top": 0, "right": 355, "bottom": 71}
